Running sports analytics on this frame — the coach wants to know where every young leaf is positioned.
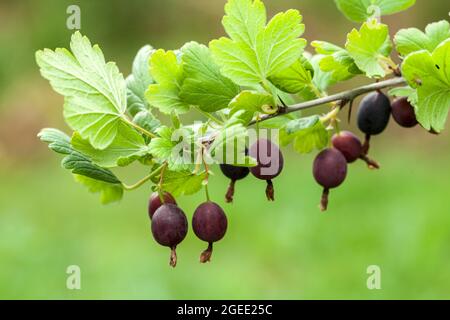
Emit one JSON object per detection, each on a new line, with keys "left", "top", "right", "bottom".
{"left": 258, "top": 114, "right": 297, "bottom": 129}
{"left": 36, "top": 32, "right": 127, "bottom": 150}
{"left": 73, "top": 175, "right": 123, "bottom": 205}
{"left": 222, "top": 0, "right": 266, "bottom": 46}
{"left": 71, "top": 122, "right": 151, "bottom": 168}
{"left": 38, "top": 128, "right": 121, "bottom": 184}
{"left": 334, "top": 0, "right": 416, "bottom": 23}
{"left": 38, "top": 127, "right": 73, "bottom": 155}
{"left": 309, "top": 55, "right": 336, "bottom": 93}
{"left": 346, "top": 20, "right": 393, "bottom": 78}
{"left": 179, "top": 42, "right": 240, "bottom": 112}
{"left": 388, "top": 86, "right": 418, "bottom": 106}
{"left": 312, "top": 41, "right": 361, "bottom": 84}
{"left": 132, "top": 110, "right": 161, "bottom": 137}
{"left": 153, "top": 170, "right": 207, "bottom": 197}
{"left": 148, "top": 126, "right": 194, "bottom": 170}
{"left": 228, "top": 90, "right": 274, "bottom": 124}
{"left": 210, "top": 0, "right": 306, "bottom": 87}
{"left": 268, "top": 56, "right": 316, "bottom": 94}
{"left": 126, "top": 45, "right": 155, "bottom": 116}
{"left": 283, "top": 116, "right": 330, "bottom": 154}
{"left": 146, "top": 49, "right": 190, "bottom": 115}
{"left": 395, "top": 20, "right": 450, "bottom": 57}
{"left": 208, "top": 111, "right": 254, "bottom": 166}
{"left": 402, "top": 39, "right": 450, "bottom": 132}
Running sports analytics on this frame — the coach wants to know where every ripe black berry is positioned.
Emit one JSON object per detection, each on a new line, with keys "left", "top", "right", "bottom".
{"left": 151, "top": 204, "right": 188, "bottom": 267}
{"left": 220, "top": 164, "right": 250, "bottom": 203}
{"left": 391, "top": 97, "right": 418, "bottom": 128}
{"left": 248, "top": 139, "right": 284, "bottom": 201}
{"left": 332, "top": 131, "right": 379, "bottom": 169}
{"left": 358, "top": 91, "right": 392, "bottom": 135}
{"left": 148, "top": 191, "right": 177, "bottom": 219}
{"left": 357, "top": 91, "right": 391, "bottom": 154}
{"left": 313, "top": 148, "right": 348, "bottom": 211}
{"left": 192, "top": 202, "right": 228, "bottom": 263}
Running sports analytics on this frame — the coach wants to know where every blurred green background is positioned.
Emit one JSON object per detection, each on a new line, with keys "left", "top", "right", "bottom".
{"left": 1, "top": 0, "right": 450, "bottom": 300}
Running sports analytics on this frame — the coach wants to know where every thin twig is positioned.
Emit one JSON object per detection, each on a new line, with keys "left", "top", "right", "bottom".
{"left": 122, "top": 163, "right": 165, "bottom": 191}
{"left": 248, "top": 77, "right": 407, "bottom": 125}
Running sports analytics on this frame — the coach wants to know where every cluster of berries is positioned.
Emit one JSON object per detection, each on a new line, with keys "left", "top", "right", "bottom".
{"left": 149, "top": 92, "right": 418, "bottom": 266}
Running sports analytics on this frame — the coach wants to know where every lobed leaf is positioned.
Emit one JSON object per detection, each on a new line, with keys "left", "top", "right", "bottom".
{"left": 346, "top": 19, "right": 392, "bottom": 78}
{"left": 38, "top": 128, "right": 121, "bottom": 185}
{"left": 71, "top": 122, "right": 151, "bottom": 168}
{"left": 126, "top": 45, "right": 155, "bottom": 116}
{"left": 148, "top": 126, "right": 195, "bottom": 170}
{"left": 210, "top": 0, "right": 306, "bottom": 87}
{"left": 395, "top": 20, "right": 450, "bottom": 56}
{"left": 146, "top": 49, "right": 190, "bottom": 114}
{"left": 208, "top": 111, "right": 255, "bottom": 166}
{"left": 269, "top": 56, "right": 315, "bottom": 95}
{"left": 312, "top": 41, "right": 361, "bottom": 85}
{"left": 179, "top": 42, "right": 240, "bottom": 112}
{"left": 282, "top": 116, "right": 330, "bottom": 154}
{"left": 228, "top": 90, "right": 274, "bottom": 124}
{"left": 153, "top": 170, "right": 207, "bottom": 197}
{"left": 36, "top": 32, "right": 128, "bottom": 150}
{"left": 74, "top": 175, "right": 123, "bottom": 204}
{"left": 402, "top": 39, "right": 450, "bottom": 132}
{"left": 335, "top": 0, "right": 416, "bottom": 23}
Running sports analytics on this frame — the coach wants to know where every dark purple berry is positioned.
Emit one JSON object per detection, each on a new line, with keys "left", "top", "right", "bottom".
{"left": 332, "top": 131, "right": 379, "bottom": 169}
{"left": 332, "top": 131, "right": 361, "bottom": 163}
{"left": 192, "top": 202, "right": 228, "bottom": 263}
{"left": 148, "top": 191, "right": 177, "bottom": 219}
{"left": 220, "top": 164, "right": 250, "bottom": 203}
{"left": 248, "top": 139, "right": 284, "bottom": 201}
{"left": 391, "top": 97, "right": 418, "bottom": 128}
{"left": 151, "top": 204, "right": 188, "bottom": 267}
{"left": 357, "top": 91, "right": 392, "bottom": 135}
{"left": 357, "top": 91, "right": 391, "bottom": 155}
{"left": 313, "top": 148, "right": 348, "bottom": 211}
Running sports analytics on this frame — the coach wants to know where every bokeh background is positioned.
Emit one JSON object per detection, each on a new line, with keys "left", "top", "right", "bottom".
{"left": 1, "top": 0, "right": 450, "bottom": 299}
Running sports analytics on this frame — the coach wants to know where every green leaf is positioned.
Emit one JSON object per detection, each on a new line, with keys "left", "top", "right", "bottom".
{"left": 38, "top": 127, "right": 73, "bottom": 155}
{"left": 126, "top": 45, "right": 155, "bottom": 116}
{"left": 208, "top": 111, "right": 254, "bottom": 166}
{"left": 258, "top": 114, "right": 297, "bottom": 129}
{"left": 268, "top": 56, "right": 315, "bottom": 94}
{"left": 388, "top": 86, "right": 415, "bottom": 98}
{"left": 179, "top": 42, "right": 240, "bottom": 112}
{"left": 229, "top": 90, "right": 274, "bottom": 124}
{"left": 222, "top": 0, "right": 266, "bottom": 46}
{"left": 312, "top": 41, "right": 361, "bottom": 84}
{"left": 36, "top": 31, "right": 127, "bottom": 150}
{"left": 148, "top": 126, "right": 194, "bottom": 170}
{"left": 145, "top": 49, "right": 190, "bottom": 115}
{"left": 38, "top": 128, "right": 121, "bottom": 184}
{"left": 346, "top": 19, "right": 392, "bottom": 78}
{"left": 74, "top": 175, "right": 123, "bottom": 204}
{"left": 153, "top": 170, "right": 207, "bottom": 197}
{"left": 334, "top": 0, "right": 416, "bottom": 23}
{"left": 210, "top": 0, "right": 306, "bottom": 86}
{"left": 283, "top": 116, "right": 330, "bottom": 154}
{"left": 71, "top": 122, "right": 151, "bottom": 168}
{"left": 395, "top": 20, "right": 450, "bottom": 57}
{"left": 132, "top": 110, "right": 161, "bottom": 137}
{"left": 388, "top": 86, "right": 418, "bottom": 104}
{"left": 309, "top": 55, "right": 336, "bottom": 93}
{"left": 402, "top": 39, "right": 450, "bottom": 132}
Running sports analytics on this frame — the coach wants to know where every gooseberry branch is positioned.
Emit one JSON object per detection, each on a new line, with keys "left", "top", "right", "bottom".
{"left": 249, "top": 77, "right": 407, "bottom": 126}
{"left": 35, "top": 0, "right": 450, "bottom": 267}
